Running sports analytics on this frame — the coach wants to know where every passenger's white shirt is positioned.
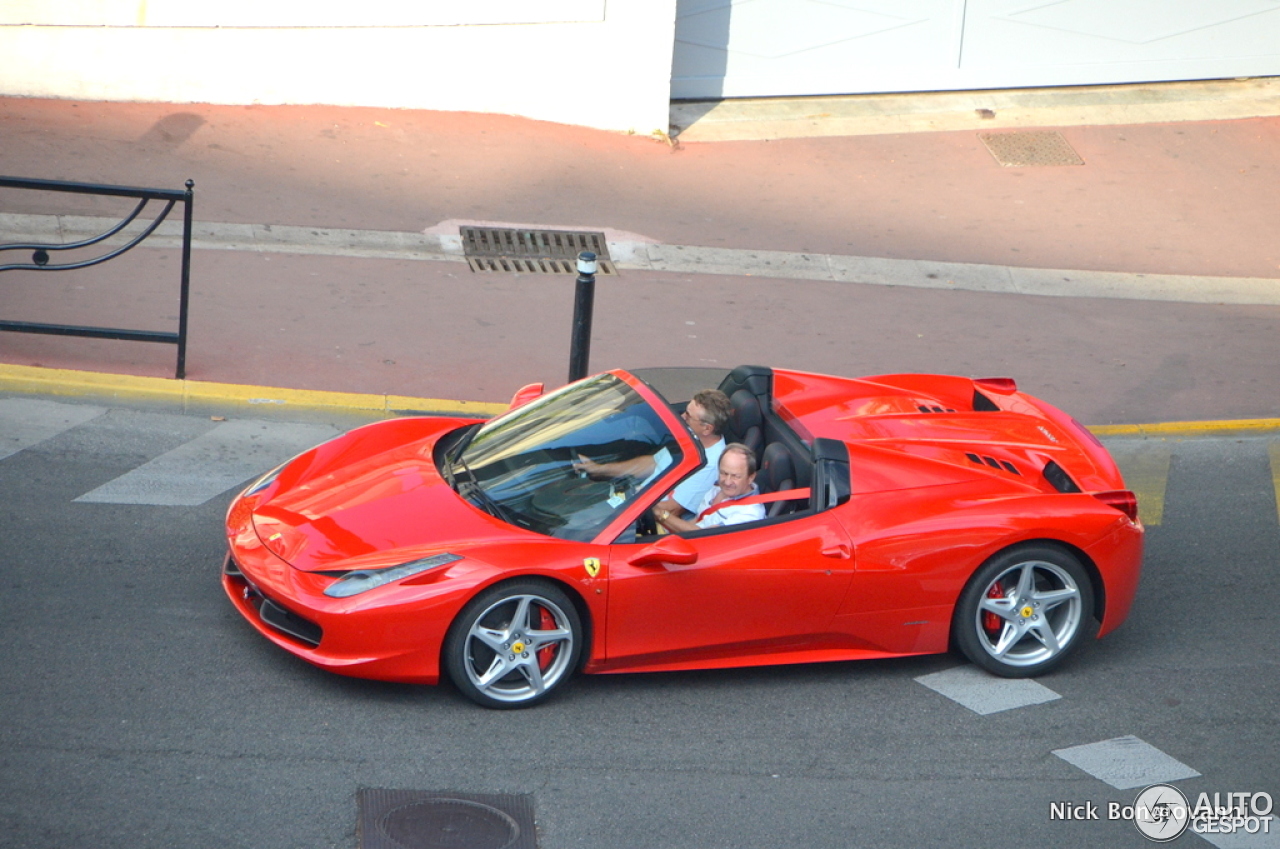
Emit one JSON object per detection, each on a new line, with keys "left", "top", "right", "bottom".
{"left": 695, "top": 483, "right": 766, "bottom": 529}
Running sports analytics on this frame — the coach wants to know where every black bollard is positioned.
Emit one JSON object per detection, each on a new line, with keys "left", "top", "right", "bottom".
{"left": 567, "top": 251, "right": 597, "bottom": 383}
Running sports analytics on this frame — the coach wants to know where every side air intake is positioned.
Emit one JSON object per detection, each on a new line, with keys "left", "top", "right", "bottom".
{"left": 1043, "top": 460, "right": 1081, "bottom": 494}
{"left": 973, "top": 391, "right": 1000, "bottom": 412}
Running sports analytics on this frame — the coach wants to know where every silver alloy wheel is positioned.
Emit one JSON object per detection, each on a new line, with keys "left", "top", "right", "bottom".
{"left": 972, "top": 558, "right": 1084, "bottom": 668}
{"left": 457, "top": 590, "right": 577, "bottom": 706}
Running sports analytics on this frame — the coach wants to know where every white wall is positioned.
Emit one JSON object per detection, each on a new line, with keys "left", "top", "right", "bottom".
{"left": 0, "top": 0, "right": 678, "bottom": 134}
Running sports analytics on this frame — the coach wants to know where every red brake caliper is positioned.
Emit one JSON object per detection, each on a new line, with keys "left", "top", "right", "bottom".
{"left": 536, "top": 605, "right": 557, "bottom": 670}
{"left": 983, "top": 581, "right": 1004, "bottom": 634}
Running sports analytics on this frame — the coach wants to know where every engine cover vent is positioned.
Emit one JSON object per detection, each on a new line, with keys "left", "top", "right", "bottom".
{"left": 966, "top": 453, "right": 1021, "bottom": 476}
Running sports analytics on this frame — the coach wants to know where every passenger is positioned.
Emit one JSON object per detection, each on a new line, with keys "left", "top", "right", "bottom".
{"left": 573, "top": 389, "right": 730, "bottom": 503}
{"left": 654, "top": 443, "right": 765, "bottom": 532}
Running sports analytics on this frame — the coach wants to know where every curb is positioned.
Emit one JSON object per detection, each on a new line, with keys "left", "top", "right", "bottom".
{"left": 3, "top": 364, "right": 1278, "bottom": 436}
{"left": 1088, "top": 419, "right": 1280, "bottom": 437}
{"left": 0, "top": 364, "right": 507, "bottom": 418}
{"left": 7, "top": 213, "right": 1280, "bottom": 306}
{"left": 671, "top": 78, "right": 1280, "bottom": 142}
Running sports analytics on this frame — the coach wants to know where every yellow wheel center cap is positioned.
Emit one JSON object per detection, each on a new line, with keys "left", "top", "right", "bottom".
{"left": 512, "top": 641, "right": 526, "bottom": 653}
{"left": 1020, "top": 606, "right": 1034, "bottom": 619}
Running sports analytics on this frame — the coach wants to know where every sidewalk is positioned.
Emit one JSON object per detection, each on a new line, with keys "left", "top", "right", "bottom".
{"left": 1, "top": 86, "right": 1279, "bottom": 426}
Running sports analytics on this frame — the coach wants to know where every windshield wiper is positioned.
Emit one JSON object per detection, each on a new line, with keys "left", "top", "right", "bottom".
{"left": 440, "top": 423, "right": 482, "bottom": 491}
{"left": 445, "top": 423, "right": 481, "bottom": 469}
{"left": 452, "top": 456, "right": 521, "bottom": 526}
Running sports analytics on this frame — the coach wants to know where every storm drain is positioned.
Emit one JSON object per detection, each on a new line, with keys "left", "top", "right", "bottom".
{"left": 357, "top": 789, "right": 537, "bottom": 849}
{"left": 978, "top": 131, "right": 1084, "bottom": 167}
{"left": 462, "top": 226, "right": 616, "bottom": 274}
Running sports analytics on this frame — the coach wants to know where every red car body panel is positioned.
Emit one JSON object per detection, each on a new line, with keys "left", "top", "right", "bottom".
{"left": 222, "top": 367, "right": 1143, "bottom": 688}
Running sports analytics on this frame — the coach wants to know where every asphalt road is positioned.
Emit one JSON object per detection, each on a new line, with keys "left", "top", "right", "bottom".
{"left": 1, "top": 395, "right": 1277, "bottom": 849}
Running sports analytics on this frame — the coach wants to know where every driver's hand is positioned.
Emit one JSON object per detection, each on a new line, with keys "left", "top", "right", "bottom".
{"left": 574, "top": 454, "right": 604, "bottom": 479}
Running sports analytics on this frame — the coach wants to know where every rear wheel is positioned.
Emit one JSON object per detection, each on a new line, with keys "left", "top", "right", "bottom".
{"left": 443, "top": 581, "right": 582, "bottom": 709}
{"left": 953, "top": 546, "right": 1096, "bottom": 678}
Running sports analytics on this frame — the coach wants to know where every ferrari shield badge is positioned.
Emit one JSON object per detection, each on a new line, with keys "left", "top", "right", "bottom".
{"left": 583, "top": 557, "right": 601, "bottom": 578}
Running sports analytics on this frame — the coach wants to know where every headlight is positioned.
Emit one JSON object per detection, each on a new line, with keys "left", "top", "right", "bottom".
{"left": 323, "top": 553, "right": 463, "bottom": 598}
{"left": 244, "top": 463, "right": 286, "bottom": 496}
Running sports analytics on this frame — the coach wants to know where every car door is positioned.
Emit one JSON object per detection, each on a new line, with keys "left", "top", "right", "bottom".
{"left": 603, "top": 512, "right": 854, "bottom": 670}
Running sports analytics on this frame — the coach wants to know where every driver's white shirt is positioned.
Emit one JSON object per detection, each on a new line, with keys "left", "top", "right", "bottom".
{"left": 670, "top": 437, "right": 725, "bottom": 512}
{"left": 695, "top": 483, "right": 765, "bottom": 529}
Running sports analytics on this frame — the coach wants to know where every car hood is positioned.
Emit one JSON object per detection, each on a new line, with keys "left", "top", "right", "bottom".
{"left": 247, "top": 417, "right": 517, "bottom": 572}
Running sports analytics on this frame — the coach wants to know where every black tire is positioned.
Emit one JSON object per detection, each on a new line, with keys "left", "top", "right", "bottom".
{"left": 443, "top": 580, "right": 583, "bottom": 709}
{"left": 953, "top": 545, "right": 1097, "bottom": 678}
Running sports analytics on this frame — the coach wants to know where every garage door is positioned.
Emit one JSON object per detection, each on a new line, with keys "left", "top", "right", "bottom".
{"left": 672, "top": 0, "right": 1280, "bottom": 99}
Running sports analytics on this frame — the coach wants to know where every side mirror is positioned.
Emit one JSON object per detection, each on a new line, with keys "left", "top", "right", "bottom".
{"left": 508, "top": 382, "right": 545, "bottom": 410}
{"left": 628, "top": 535, "right": 698, "bottom": 568}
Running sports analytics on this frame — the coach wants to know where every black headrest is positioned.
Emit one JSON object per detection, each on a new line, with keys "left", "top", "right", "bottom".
{"left": 719, "top": 365, "right": 772, "bottom": 399}
{"left": 760, "top": 442, "right": 795, "bottom": 493}
{"left": 729, "top": 389, "right": 761, "bottom": 429}
{"left": 727, "top": 390, "right": 764, "bottom": 453}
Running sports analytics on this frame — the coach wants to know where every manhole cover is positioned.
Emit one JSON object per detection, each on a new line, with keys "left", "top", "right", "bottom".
{"left": 358, "top": 790, "right": 537, "bottom": 849}
{"left": 978, "top": 131, "right": 1084, "bottom": 167}
{"left": 461, "top": 226, "right": 616, "bottom": 275}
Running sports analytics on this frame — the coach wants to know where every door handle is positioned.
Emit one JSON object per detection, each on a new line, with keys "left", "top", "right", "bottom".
{"left": 821, "top": 542, "right": 851, "bottom": 559}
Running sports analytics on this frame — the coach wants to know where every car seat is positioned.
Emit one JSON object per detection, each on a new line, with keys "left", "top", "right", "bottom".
{"left": 726, "top": 390, "right": 765, "bottom": 456}
{"left": 758, "top": 442, "right": 805, "bottom": 517}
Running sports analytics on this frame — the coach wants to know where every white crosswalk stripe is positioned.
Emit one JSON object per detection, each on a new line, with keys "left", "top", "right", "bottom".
{"left": 1052, "top": 735, "right": 1201, "bottom": 790}
{"left": 73, "top": 418, "right": 339, "bottom": 506}
{"left": 0, "top": 397, "right": 106, "bottom": 461}
{"left": 915, "top": 665, "right": 1061, "bottom": 714}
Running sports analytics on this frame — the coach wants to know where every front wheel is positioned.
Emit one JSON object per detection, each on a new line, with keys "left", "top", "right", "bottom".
{"left": 953, "top": 546, "right": 1097, "bottom": 678}
{"left": 443, "top": 581, "right": 583, "bottom": 709}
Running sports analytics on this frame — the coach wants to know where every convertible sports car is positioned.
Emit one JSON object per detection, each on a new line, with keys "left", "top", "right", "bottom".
{"left": 222, "top": 365, "right": 1143, "bottom": 708}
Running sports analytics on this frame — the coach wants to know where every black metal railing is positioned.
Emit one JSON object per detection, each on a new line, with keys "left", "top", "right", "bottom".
{"left": 0, "top": 176, "right": 194, "bottom": 378}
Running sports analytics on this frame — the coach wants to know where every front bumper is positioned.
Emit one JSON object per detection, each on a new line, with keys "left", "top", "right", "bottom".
{"left": 220, "top": 543, "right": 464, "bottom": 686}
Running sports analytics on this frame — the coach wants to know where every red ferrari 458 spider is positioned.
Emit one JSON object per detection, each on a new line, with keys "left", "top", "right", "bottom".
{"left": 223, "top": 365, "right": 1143, "bottom": 708}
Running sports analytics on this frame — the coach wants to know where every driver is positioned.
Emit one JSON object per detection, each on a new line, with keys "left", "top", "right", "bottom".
{"left": 654, "top": 443, "right": 765, "bottom": 532}
{"left": 654, "top": 389, "right": 730, "bottom": 518}
{"left": 572, "top": 389, "right": 730, "bottom": 506}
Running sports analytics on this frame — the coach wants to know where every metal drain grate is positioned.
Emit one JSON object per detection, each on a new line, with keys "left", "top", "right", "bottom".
{"left": 357, "top": 789, "right": 538, "bottom": 849}
{"left": 467, "top": 256, "right": 617, "bottom": 274}
{"left": 978, "top": 131, "right": 1084, "bottom": 167}
{"left": 462, "top": 226, "right": 616, "bottom": 275}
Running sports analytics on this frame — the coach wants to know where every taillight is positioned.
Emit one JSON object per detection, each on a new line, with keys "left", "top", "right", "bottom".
{"left": 1094, "top": 490, "right": 1139, "bottom": 522}
{"left": 975, "top": 377, "right": 1018, "bottom": 394}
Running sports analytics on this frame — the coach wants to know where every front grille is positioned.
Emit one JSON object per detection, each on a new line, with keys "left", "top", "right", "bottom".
{"left": 258, "top": 598, "right": 323, "bottom": 648}
{"left": 225, "top": 551, "right": 323, "bottom": 647}
{"left": 223, "top": 552, "right": 243, "bottom": 579}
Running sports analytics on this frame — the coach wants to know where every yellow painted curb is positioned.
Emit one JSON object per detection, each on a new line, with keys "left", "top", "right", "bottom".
{"left": 1089, "top": 418, "right": 1280, "bottom": 437}
{"left": 4, "top": 363, "right": 1277, "bottom": 433}
{"left": 0, "top": 364, "right": 507, "bottom": 417}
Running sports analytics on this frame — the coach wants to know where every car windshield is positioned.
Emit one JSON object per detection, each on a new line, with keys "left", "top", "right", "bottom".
{"left": 450, "top": 374, "right": 683, "bottom": 541}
